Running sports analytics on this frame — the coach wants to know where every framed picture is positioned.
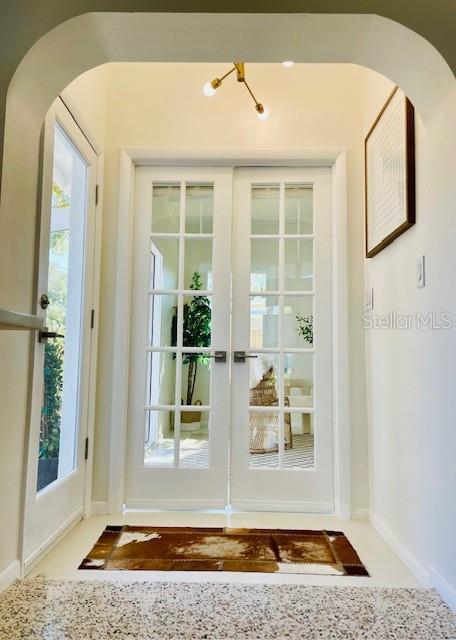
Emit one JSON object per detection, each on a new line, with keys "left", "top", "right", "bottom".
{"left": 365, "top": 86, "right": 415, "bottom": 258}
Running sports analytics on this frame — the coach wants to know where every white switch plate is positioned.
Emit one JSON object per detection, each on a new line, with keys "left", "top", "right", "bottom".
{"left": 365, "top": 286, "right": 374, "bottom": 311}
{"left": 417, "top": 255, "right": 426, "bottom": 288}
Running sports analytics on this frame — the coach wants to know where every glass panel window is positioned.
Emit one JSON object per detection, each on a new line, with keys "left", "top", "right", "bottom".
{"left": 144, "top": 410, "right": 174, "bottom": 466}
{"left": 285, "top": 185, "right": 313, "bottom": 234}
{"left": 251, "top": 186, "right": 280, "bottom": 234}
{"left": 184, "top": 239, "right": 213, "bottom": 290}
{"left": 150, "top": 238, "right": 179, "bottom": 290}
{"left": 37, "top": 124, "right": 87, "bottom": 492}
{"left": 283, "top": 296, "right": 313, "bottom": 349}
{"left": 284, "top": 238, "right": 313, "bottom": 291}
{"left": 146, "top": 351, "right": 176, "bottom": 406}
{"left": 151, "top": 184, "right": 180, "bottom": 233}
{"left": 282, "top": 414, "right": 315, "bottom": 469}
{"left": 148, "top": 294, "right": 177, "bottom": 347}
{"left": 248, "top": 410, "right": 280, "bottom": 468}
{"left": 250, "top": 296, "right": 279, "bottom": 349}
{"left": 182, "top": 295, "right": 212, "bottom": 349}
{"left": 185, "top": 185, "right": 213, "bottom": 234}
{"left": 179, "top": 410, "right": 209, "bottom": 468}
{"left": 180, "top": 353, "right": 211, "bottom": 407}
{"left": 250, "top": 239, "right": 279, "bottom": 292}
{"left": 249, "top": 353, "right": 280, "bottom": 407}
{"left": 283, "top": 353, "right": 314, "bottom": 408}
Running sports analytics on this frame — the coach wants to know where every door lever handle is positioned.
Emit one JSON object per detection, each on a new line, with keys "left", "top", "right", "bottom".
{"left": 39, "top": 329, "right": 65, "bottom": 343}
{"left": 234, "top": 351, "right": 258, "bottom": 363}
{"left": 208, "top": 350, "right": 227, "bottom": 363}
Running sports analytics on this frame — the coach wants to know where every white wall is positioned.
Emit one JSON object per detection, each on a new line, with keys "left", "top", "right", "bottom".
{"left": 91, "top": 62, "right": 370, "bottom": 508}
{"left": 364, "top": 71, "right": 456, "bottom": 604}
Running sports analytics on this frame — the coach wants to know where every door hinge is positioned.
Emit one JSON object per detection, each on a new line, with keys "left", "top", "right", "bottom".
{"left": 95, "top": 184, "right": 100, "bottom": 205}
{"left": 84, "top": 437, "right": 89, "bottom": 461}
{"left": 90, "top": 308, "right": 95, "bottom": 329}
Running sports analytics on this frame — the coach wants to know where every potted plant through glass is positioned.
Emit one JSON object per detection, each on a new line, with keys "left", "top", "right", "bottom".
{"left": 171, "top": 272, "right": 211, "bottom": 431}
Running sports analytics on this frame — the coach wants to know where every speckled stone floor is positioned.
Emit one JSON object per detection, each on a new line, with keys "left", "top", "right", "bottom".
{"left": 0, "top": 578, "right": 455, "bottom": 639}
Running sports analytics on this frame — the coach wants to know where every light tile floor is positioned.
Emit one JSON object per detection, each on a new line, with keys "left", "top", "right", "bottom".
{"left": 30, "top": 511, "right": 420, "bottom": 589}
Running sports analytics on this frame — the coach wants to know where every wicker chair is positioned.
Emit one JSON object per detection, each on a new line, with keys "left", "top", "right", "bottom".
{"left": 249, "top": 368, "right": 293, "bottom": 453}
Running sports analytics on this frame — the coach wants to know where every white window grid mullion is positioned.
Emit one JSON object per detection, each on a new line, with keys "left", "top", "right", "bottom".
{"left": 145, "top": 346, "right": 212, "bottom": 353}
{"left": 149, "top": 232, "right": 214, "bottom": 239}
{"left": 148, "top": 289, "right": 212, "bottom": 296}
{"left": 278, "top": 181, "right": 285, "bottom": 470}
{"left": 173, "top": 181, "right": 186, "bottom": 469}
{"left": 146, "top": 404, "right": 211, "bottom": 412}
{"left": 249, "top": 234, "right": 314, "bottom": 240}
{"left": 250, "top": 290, "right": 314, "bottom": 297}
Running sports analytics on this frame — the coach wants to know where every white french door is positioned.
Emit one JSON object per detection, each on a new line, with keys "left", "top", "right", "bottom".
{"left": 230, "top": 168, "right": 333, "bottom": 511}
{"left": 23, "top": 100, "right": 98, "bottom": 568}
{"left": 125, "top": 167, "right": 233, "bottom": 508}
{"left": 125, "top": 165, "right": 333, "bottom": 512}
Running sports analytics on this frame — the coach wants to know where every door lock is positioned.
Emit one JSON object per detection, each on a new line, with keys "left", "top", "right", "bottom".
{"left": 40, "top": 293, "right": 50, "bottom": 310}
{"left": 39, "top": 328, "right": 65, "bottom": 343}
{"left": 233, "top": 351, "right": 258, "bottom": 363}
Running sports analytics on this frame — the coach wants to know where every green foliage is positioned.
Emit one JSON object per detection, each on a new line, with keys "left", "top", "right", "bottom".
{"left": 39, "top": 340, "right": 64, "bottom": 459}
{"left": 171, "top": 272, "right": 212, "bottom": 405}
{"left": 52, "top": 182, "right": 70, "bottom": 209}
{"left": 296, "top": 314, "right": 313, "bottom": 346}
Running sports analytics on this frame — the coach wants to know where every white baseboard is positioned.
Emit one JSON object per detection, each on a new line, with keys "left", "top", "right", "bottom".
{"left": 429, "top": 565, "right": 456, "bottom": 611}
{"left": 91, "top": 501, "right": 110, "bottom": 515}
{"left": 370, "top": 511, "right": 430, "bottom": 587}
{"left": 230, "top": 499, "right": 334, "bottom": 513}
{"left": 0, "top": 559, "right": 20, "bottom": 593}
{"left": 23, "top": 508, "right": 83, "bottom": 575}
{"left": 352, "top": 508, "right": 369, "bottom": 521}
{"left": 125, "top": 499, "right": 226, "bottom": 511}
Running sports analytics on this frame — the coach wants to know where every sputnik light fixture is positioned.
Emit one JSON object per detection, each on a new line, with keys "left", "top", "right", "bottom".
{"left": 203, "top": 62, "right": 269, "bottom": 120}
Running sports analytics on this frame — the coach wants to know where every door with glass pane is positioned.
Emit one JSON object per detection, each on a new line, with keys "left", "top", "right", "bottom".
{"left": 230, "top": 168, "right": 333, "bottom": 511}
{"left": 125, "top": 167, "right": 232, "bottom": 508}
{"left": 23, "top": 101, "right": 98, "bottom": 567}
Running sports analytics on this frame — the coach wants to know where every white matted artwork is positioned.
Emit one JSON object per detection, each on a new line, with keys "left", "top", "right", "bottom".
{"left": 365, "top": 87, "right": 415, "bottom": 258}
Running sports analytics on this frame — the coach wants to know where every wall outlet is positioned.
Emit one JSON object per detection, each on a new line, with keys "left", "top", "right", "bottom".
{"left": 417, "top": 255, "right": 426, "bottom": 288}
{"left": 365, "top": 286, "right": 374, "bottom": 311}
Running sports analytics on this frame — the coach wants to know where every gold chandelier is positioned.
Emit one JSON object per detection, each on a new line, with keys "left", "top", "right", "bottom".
{"left": 203, "top": 62, "right": 270, "bottom": 120}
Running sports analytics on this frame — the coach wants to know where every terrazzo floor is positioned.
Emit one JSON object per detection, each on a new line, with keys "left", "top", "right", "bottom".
{"left": 1, "top": 578, "right": 455, "bottom": 639}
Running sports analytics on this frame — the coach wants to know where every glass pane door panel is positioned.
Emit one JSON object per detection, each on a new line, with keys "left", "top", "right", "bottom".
{"left": 179, "top": 411, "right": 209, "bottom": 468}
{"left": 184, "top": 238, "right": 213, "bottom": 290}
{"left": 185, "top": 185, "right": 213, "bottom": 234}
{"left": 183, "top": 295, "right": 212, "bottom": 348}
{"left": 283, "top": 353, "right": 314, "bottom": 407}
{"left": 250, "top": 239, "right": 279, "bottom": 291}
{"left": 37, "top": 124, "right": 87, "bottom": 492}
{"left": 250, "top": 296, "right": 279, "bottom": 348}
{"left": 248, "top": 410, "right": 280, "bottom": 468}
{"left": 285, "top": 185, "right": 313, "bottom": 234}
{"left": 146, "top": 351, "right": 176, "bottom": 406}
{"left": 144, "top": 410, "right": 174, "bottom": 466}
{"left": 283, "top": 296, "right": 313, "bottom": 349}
{"left": 151, "top": 184, "right": 180, "bottom": 233}
{"left": 251, "top": 185, "right": 280, "bottom": 234}
{"left": 249, "top": 353, "right": 280, "bottom": 406}
{"left": 150, "top": 238, "right": 179, "bottom": 290}
{"left": 148, "top": 294, "right": 177, "bottom": 347}
{"left": 284, "top": 238, "right": 313, "bottom": 291}
{"left": 180, "top": 353, "right": 211, "bottom": 407}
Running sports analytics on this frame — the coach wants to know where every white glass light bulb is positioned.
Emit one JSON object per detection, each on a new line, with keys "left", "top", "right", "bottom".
{"left": 257, "top": 106, "right": 270, "bottom": 121}
{"left": 203, "top": 81, "right": 217, "bottom": 97}
{"left": 282, "top": 60, "right": 294, "bottom": 68}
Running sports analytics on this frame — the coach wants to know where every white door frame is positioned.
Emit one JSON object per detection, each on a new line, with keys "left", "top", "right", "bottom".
{"left": 20, "top": 98, "right": 103, "bottom": 574}
{"left": 108, "top": 148, "right": 350, "bottom": 518}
